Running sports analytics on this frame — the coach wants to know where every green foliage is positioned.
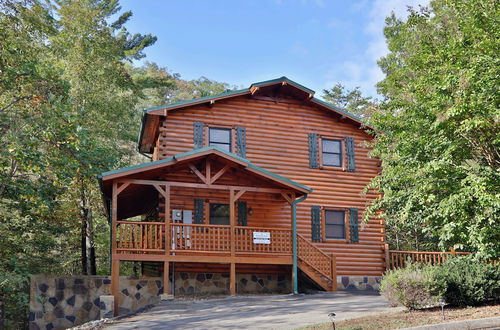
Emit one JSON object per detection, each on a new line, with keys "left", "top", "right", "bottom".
{"left": 381, "top": 263, "right": 441, "bottom": 310}
{"left": 322, "top": 83, "right": 377, "bottom": 119}
{"left": 433, "top": 255, "right": 500, "bottom": 307}
{"left": 366, "top": 0, "right": 500, "bottom": 257}
{"left": 381, "top": 256, "right": 500, "bottom": 309}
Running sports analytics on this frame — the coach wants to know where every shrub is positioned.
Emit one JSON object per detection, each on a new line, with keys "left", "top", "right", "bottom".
{"left": 380, "top": 262, "right": 441, "bottom": 310}
{"left": 432, "top": 255, "right": 500, "bottom": 307}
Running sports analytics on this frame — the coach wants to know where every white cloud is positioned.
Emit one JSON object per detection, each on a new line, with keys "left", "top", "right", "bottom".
{"left": 324, "top": 0, "right": 429, "bottom": 97}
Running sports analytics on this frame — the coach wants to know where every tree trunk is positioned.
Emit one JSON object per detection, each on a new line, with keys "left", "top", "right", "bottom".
{"left": 81, "top": 215, "right": 88, "bottom": 275}
{"left": 0, "top": 289, "right": 5, "bottom": 330}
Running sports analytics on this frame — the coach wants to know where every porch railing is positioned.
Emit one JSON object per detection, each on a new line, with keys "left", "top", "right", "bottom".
{"left": 235, "top": 226, "right": 292, "bottom": 254}
{"left": 297, "top": 234, "right": 333, "bottom": 280}
{"left": 116, "top": 221, "right": 165, "bottom": 253}
{"left": 115, "top": 222, "right": 292, "bottom": 255}
{"left": 170, "top": 223, "right": 231, "bottom": 252}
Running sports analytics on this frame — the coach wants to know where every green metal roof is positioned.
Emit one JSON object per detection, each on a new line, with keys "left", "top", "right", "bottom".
{"left": 99, "top": 146, "right": 312, "bottom": 193}
{"left": 250, "top": 76, "right": 315, "bottom": 95}
{"left": 144, "top": 88, "right": 250, "bottom": 114}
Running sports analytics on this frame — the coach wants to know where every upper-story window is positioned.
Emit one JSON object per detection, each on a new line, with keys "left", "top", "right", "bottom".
{"left": 322, "top": 139, "right": 342, "bottom": 167}
{"left": 209, "top": 127, "right": 232, "bottom": 152}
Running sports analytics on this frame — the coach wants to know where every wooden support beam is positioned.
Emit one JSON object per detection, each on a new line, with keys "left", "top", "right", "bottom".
{"left": 230, "top": 262, "right": 236, "bottom": 296}
{"left": 229, "top": 189, "right": 236, "bottom": 296}
{"left": 233, "top": 189, "right": 246, "bottom": 201}
{"left": 163, "top": 261, "right": 170, "bottom": 295}
{"left": 117, "top": 178, "right": 295, "bottom": 195}
{"left": 164, "top": 185, "right": 171, "bottom": 258}
{"left": 330, "top": 254, "right": 337, "bottom": 291}
{"left": 111, "top": 260, "right": 119, "bottom": 316}
{"left": 188, "top": 163, "right": 207, "bottom": 183}
{"left": 206, "top": 159, "right": 211, "bottom": 184}
{"left": 210, "top": 164, "right": 229, "bottom": 184}
{"left": 281, "top": 192, "right": 293, "bottom": 205}
{"left": 116, "top": 182, "right": 130, "bottom": 195}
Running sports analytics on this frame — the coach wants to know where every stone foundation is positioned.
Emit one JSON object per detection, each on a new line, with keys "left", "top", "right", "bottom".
{"left": 173, "top": 272, "right": 291, "bottom": 296}
{"left": 336, "top": 276, "right": 381, "bottom": 291}
{"left": 29, "top": 275, "right": 162, "bottom": 330}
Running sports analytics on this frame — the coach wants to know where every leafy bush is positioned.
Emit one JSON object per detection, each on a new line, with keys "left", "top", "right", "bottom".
{"left": 381, "top": 262, "right": 441, "bottom": 310}
{"left": 433, "top": 255, "right": 500, "bottom": 307}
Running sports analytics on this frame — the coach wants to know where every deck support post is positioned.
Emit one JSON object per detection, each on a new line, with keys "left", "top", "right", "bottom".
{"left": 111, "top": 260, "right": 119, "bottom": 316}
{"left": 111, "top": 182, "right": 119, "bottom": 315}
{"left": 330, "top": 254, "right": 337, "bottom": 291}
{"left": 384, "top": 243, "right": 390, "bottom": 271}
{"left": 229, "top": 188, "right": 236, "bottom": 296}
{"left": 291, "top": 193, "right": 308, "bottom": 295}
{"left": 163, "top": 261, "right": 169, "bottom": 295}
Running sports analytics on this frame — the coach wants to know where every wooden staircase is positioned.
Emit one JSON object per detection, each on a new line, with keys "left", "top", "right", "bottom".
{"left": 297, "top": 234, "right": 337, "bottom": 291}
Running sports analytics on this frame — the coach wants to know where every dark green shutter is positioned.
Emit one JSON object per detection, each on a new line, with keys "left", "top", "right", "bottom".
{"left": 308, "top": 133, "right": 319, "bottom": 169}
{"left": 236, "top": 126, "right": 246, "bottom": 158}
{"left": 349, "top": 208, "right": 359, "bottom": 243}
{"left": 311, "top": 205, "right": 321, "bottom": 242}
{"left": 345, "top": 137, "right": 355, "bottom": 172}
{"left": 193, "top": 199, "right": 205, "bottom": 224}
{"left": 193, "top": 122, "right": 204, "bottom": 149}
{"left": 237, "top": 201, "right": 247, "bottom": 226}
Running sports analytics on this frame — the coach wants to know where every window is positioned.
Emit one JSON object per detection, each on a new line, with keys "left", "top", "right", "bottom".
{"left": 209, "top": 203, "right": 229, "bottom": 225}
{"left": 322, "top": 139, "right": 342, "bottom": 167}
{"left": 209, "top": 127, "right": 231, "bottom": 152}
{"left": 325, "top": 210, "right": 345, "bottom": 239}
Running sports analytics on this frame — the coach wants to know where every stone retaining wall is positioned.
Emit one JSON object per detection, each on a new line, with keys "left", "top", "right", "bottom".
{"left": 29, "top": 275, "right": 162, "bottom": 330}
{"left": 173, "top": 272, "right": 291, "bottom": 296}
{"left": 336, "top": 276, "right": 381, "bottom": 291}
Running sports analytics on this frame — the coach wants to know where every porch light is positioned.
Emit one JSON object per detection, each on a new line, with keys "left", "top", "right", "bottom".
{"left": 438, "top": 298, "right": 446, "bottom": 320}
{"left": 328, "top": 312, "right": 336, "bottom": 330}
{"left": 248, "top": 207, "right": 253, "bottom": 215}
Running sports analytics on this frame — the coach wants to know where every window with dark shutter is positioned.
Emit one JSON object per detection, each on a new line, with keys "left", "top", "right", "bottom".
{"left": 237, "top": 201, "right": 247, "bottom": 226}
{"left": 325, "top": 210, "right": 345, "bottom": 239}
{"left": 345, "top": 137, "right": 355, "bottom": 172}
{"left": 308, "top": 133, "right": 319, "bottom": 169}
{"left": 193, "top": 199, "right": 205, "bottom": 224}
{"left": 193, "top": 122, "right": 204, "bottom": 149}
{"left": 209, "top": 127, "right": 231, "bottom": 152}
{"left": 349, "top": 208, "right": 359, "bottom": 243}
{"left": 209, "top": 203, "right": 229, "bottom": 225}
{"left": 311, "top": 205, "right": 321, "bottom": 242}
{"left": 322, "top": 139, "right": 343, "bottom": 167}
{"left": 235, "top": 126, "right": 246, "bottom": 158}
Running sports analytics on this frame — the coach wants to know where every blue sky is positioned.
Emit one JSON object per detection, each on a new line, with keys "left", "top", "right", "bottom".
{"left": 120, "top": 0, "right": 428, "bottom": 98}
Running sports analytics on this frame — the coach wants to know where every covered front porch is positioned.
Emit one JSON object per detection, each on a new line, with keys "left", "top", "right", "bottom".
{"left": 99, "top": 147, "right": 317, "bottom": 312}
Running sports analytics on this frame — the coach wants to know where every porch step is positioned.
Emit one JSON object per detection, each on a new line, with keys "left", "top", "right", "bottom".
{"left": 298, "top": 259, "right": 334, "bottom": 292}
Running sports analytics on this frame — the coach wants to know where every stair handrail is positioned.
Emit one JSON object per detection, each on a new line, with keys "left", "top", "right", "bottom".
{"left": 297, "top": 233, "right": 334, "bottom": 281}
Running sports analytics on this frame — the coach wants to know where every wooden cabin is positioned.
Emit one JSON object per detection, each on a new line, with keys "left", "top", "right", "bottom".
{"left": 98, "top": 77, "right": 384, "bottom": 310}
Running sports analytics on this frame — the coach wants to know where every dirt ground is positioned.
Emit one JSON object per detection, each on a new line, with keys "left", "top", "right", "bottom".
{"left": 302, "top": 303, "right": 500, "bottom": 330}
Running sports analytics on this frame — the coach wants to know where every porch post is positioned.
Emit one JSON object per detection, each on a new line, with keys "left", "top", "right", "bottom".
{"left": 111, "top": 182, "right": 119, "bottom": 315}
{"left": 229, "top": 188, "right": 236, "bottom": 296}
{"left": 164, "top": 185, "right": 171, "bottom": 295}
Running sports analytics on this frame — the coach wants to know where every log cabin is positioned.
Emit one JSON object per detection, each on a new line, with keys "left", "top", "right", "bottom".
{"left": 98, "top": 77, "right": 384, "bottom": 310}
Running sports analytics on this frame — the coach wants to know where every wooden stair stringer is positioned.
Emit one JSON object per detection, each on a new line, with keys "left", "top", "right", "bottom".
{"left": 297, "top": 259, "right": 334, "bottom": 292}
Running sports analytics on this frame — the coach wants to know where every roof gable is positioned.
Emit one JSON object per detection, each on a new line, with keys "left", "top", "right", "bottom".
{"left": 139, "top": 77, "right": 369, "bottom": 153}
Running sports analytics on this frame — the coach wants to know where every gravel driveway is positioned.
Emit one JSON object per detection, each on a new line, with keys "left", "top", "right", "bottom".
{"left": 104, "top": 291, "right": 398, "bottom": 330}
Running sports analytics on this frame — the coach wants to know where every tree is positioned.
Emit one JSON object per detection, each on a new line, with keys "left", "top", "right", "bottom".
{"left": 50, "top": 0, "right": 159, "bottom": 275}
{"left": 366, "top": 0, "right": 499, "bottom": 257}
{"left": 322, "top": 83, "right": 377, "bottom": 119}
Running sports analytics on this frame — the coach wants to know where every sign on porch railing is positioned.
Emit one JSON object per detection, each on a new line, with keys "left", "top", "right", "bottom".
{"left": 253, "top": 232, "right": 271, "bottom": 244}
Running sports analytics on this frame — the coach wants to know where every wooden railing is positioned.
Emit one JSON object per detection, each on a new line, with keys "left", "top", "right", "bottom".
{"left": 170, "top": 223, "right": 231, "bottom": 252}
{"left": 297, "top": 234, "right": 334, "bottom": 280}
{"left": 235, "top": 226, "right": 292, "bottom": 254}
{"left": 116, "top": 221, "right": 165, "bottom": 253}
{"left": 387, "top": 248, "right": 470, "bottom": 270}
